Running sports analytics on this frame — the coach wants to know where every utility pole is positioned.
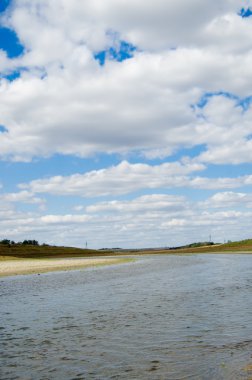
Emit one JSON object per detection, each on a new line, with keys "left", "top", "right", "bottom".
{"left": 86, "top": 241, "right": 88, "bottom": 249}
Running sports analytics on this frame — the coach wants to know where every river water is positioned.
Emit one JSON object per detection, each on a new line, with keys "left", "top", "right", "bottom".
{"left": 1, "top": 254, "right": 252, "bottom": 380}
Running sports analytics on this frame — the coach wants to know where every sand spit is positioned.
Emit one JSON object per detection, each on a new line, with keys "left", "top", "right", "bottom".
{"left": 0, "top": 257, "right": 130, "bottom": 277}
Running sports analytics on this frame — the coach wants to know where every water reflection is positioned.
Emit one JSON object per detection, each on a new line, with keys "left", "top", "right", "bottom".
{"left": 1, "top": 254, "right": 252, "bottom": 379}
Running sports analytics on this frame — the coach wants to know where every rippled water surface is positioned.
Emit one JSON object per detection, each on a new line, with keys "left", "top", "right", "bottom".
{"left": 1, "top": 254, "right": 252, "bottom": 379}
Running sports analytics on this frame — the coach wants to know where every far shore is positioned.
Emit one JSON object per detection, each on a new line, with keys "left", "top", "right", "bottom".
{"left": 0, "top": 256, "right": 132, "bottom": 277}
{"left": 1, "top": 238, "right": 252, "bottom": 278}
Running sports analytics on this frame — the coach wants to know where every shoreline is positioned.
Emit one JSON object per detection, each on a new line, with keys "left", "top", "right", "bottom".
{"left": 1, "top": 250, "right": 251, "bottom": 278}
{"left": 0, "top": 257, "right": 133, "bottom": 278}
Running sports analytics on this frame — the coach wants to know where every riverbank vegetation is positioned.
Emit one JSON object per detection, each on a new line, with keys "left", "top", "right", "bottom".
{"left": 0, "top": 242, "right": 110, "bottom": 260}
{"left": 0, "top": 238, "right": 252, "bottom": 260}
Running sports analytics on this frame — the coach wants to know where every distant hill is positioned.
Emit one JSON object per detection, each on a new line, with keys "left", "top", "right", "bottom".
{"left": 0, "top": 243, "right": 112, "bottom": 259}
{"left": 161, "top": 239, "right": 252, "bottom": 254}
{"left": 168, "top": 241, "right": 215, "bottom": 250}
{"left": 1, "top": 238, "right": 252, "bottom": 260}
{"left": 114, "top": 239, "right": 252, "bottom": 254}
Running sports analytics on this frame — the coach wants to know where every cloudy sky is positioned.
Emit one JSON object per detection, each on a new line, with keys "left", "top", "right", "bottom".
{"left": 0, "top": 0, "right": 252, "bottom": 248}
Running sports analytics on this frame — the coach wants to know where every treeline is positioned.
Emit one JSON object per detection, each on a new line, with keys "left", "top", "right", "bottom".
{"left": 0, "top": 239, "right": 40, "bottom": 246}
{"left": 169, "top": 241, "right": 215, "bottom": 250}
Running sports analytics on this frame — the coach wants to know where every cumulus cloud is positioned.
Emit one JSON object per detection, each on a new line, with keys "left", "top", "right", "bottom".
{"left": 86, "top": 194, "right": 188, "bottom": 213}
{"left": 19, "top": 160, "right": 205, "bottom": 197}
{"left": 40, "top": 214, "right": 92, "bottom": 224}
{"left": 202, "top": 191, "right": 252, "bottom": 208}
{"left": 195, "top": 96, "right": 252, "bottom": 164}
{"left": 0, "top": 1, "right": 252, "bottom": 163}
{"left": 0, "top": 190, "right": 45, "bottom": 205}
{"left": 17, "top": 161, "right": 252, "bottom": 198}
{"left": 2, "top": 0, "right": 248, "bottom": 53}
{"left": 1, "top": 1, "right": 252, "bottom": 248}
{"left": 0, "top": 200, "right": 16, "bottom": 220}
{"left": 1, "top": 191, "right": 252, "bottom": 248}
{"left": 0, "top": 51, "right": 252, "bottom": 162}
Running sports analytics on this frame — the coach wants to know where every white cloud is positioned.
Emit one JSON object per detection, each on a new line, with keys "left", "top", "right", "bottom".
{"left": 1, "top": 1, "right": 252, "bottom": 248}
{"left": 3, "top": 0, "right": 246, "bottom": 53}
{"left": 86, "top": 194, "right": 187, "bottom": 213}
{"left": 193, "top": 96, "right": 252, "bottom": 164}
{"left": 0, "top": 190, "right": 45, "bottom": 205}
{"left": 0, "top": 201, "right": 16, "bottom": 220}
{"left": 0, "top": 1, "right": 252, "bottom": 163}
{"left": 17, "top": 161, "right": 252, "bottom": 198}
{"left": 202, "top": 191, "right": 252, "bottom": 208}
{"left": 19, "top": 160, "right": 205, "bottom": 197}
{"left": 40, "top": 214, "right": 92, "bottom": 224}
{"left": 189, "top": 175, "right": 252, "bottom": 190}
{"left": 1, "top": 191, "right": 251, "bottom": 248}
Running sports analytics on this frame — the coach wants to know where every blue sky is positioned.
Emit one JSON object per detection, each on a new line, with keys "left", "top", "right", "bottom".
{"left": 0, "top": 1, "right": 252, "bottom": 248}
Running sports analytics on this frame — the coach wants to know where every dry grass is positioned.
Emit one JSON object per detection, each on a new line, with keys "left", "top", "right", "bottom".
{"left": 0, "top": 244, "right": 114, "bottom": 259}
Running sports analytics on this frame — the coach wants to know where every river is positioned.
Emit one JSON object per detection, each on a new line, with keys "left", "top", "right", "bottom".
{"left": 1, "top": 254, "right": 252, "bottom": 379}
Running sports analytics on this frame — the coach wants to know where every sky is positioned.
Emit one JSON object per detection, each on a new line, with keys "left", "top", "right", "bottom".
{"left": 1, "top": 0, "right": 252, "bottom": 249}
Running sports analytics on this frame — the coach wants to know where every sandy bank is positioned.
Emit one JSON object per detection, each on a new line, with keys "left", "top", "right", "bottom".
{"left": 0, "top": 257, "right": 130, "bottom": 277}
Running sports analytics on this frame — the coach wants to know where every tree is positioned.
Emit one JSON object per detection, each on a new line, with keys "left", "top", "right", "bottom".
{"left": 0, "top": 239, "right": 11, "bottom": 245}
{"left": 22, "top": 239, "right": 39, "bottom": 246}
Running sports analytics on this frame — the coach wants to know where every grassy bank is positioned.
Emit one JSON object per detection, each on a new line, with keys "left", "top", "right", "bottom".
{"left": 0, "top": 244, "right": 114, "bottom": 259}
{"left": 1, "top": 238, "right": 252, "bottom": 262}
{"left": 166, "top": 239, "right": 252, "bottom": 254}
{"left": 134, "top": 239, "right": 252, "bottom": 255}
